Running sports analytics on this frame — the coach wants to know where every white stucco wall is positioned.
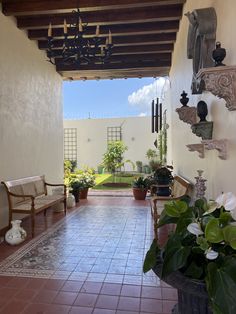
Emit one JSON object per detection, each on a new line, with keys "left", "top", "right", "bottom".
{"left": 64, "top": 117, "right": 158, "bottom": 171}
{"left": 167, "top": 0, "right": 236, "bottom": 198}
{"left": 0, "top": 11, "right": 63, "bottom": 229}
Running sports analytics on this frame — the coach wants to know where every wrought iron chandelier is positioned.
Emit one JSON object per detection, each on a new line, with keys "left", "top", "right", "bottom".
{"left": 46, "top": 9, "right": 113, "bottom": 66}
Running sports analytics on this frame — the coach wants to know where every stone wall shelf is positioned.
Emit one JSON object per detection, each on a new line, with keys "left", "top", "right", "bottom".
{"left": 176, "top": 106, "right": 197, "bottom": 125}
{"left": 186, "top": 144, "right": 205, "bottom": 158}
{"left": 202, "top": 139, "right": 227, "bottom": 160}
{"left": 197, "top": 66, "right": 236, "bottom": 111}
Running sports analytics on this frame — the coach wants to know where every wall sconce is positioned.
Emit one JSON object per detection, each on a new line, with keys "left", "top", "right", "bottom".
{"left": 87, "top": 138, "right": 91, "bottom": 142}
{"left": 191, "top": 101, "right": 213, "bottom": 140}
{"left": 151, "top": 98, "right": 162, "bottom": 133}
{"left": 176, "top": 91, "right": 197, "bottom": 125}
{"left": 131, "top": 137, "right": 135, "bottom": 141}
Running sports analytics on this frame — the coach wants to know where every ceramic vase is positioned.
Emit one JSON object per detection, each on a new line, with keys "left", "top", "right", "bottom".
{"left": 5, "top": 220, "right": 27, "bottom": 245}
{"left": 67, "top": 193, "right": 75, "bottom": 208}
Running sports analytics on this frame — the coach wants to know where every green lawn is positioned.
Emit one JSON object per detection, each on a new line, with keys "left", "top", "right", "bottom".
{"left": 93, "top": 173, "right": 141, "bottom": 190}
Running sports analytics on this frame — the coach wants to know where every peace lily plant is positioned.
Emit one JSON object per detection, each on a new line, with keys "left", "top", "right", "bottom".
{"left": 143, "top": 192, "right": 236, "bottom": 314}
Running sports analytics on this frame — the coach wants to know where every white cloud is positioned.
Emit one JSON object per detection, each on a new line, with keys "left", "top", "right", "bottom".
{"left": 128, "top": 77, "right": 168, "bottom": 113}
{"left": 138, "top": 112, "right": 147, "bottom": 117}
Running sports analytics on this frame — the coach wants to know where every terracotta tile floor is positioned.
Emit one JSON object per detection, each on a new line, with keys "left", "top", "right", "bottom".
{"left": 0, "top": 195, "right": 177, "bottom": 313}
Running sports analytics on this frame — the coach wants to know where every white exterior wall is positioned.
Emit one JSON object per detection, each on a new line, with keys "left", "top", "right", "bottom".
{"left": 167, "top": 0, "right": 236, "bottom": 199}
{"left": 0, "top": 12, "right": 63, "bottom": 228}
{"left": 64, "top": 117, "right": 157, "bottom": 171}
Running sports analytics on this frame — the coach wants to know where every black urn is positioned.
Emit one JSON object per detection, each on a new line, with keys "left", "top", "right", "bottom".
{"left": 197, "top": 101, "right": 208, "bottom": 122}
{"left": 180, "top": 91, "right": 189, "bottom": 107}
{"left": 212, "top": 41, "right": 226, "bottom": 67}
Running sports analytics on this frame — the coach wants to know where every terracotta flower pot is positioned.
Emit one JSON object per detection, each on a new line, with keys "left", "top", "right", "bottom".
{"left": 132, "top": 188, "right": 148, "bottom": 200}
{"left": 79, "top": 188, "right": 89, "bottom": 199}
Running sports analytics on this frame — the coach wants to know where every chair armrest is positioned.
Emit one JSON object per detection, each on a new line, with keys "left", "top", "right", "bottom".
{"left": 45, "top": 182, "right": 65, "bottom": 187}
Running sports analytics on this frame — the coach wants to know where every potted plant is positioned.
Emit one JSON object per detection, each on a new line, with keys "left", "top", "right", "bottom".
{"left": 75, "top": 168, "right": 96, "bottom": 199}
{"left": 143, "top": 193, "right": 236, "bottom": 314}
{"left": 153, "top": 166, "right": 173, "bottom": 196}
{"left": 136, "top": 161, "right": 143, "bottom": 173}
{"left": 132, "top": 177, "right": 150, "bottom": 200}
{"left": 69, "top": 179, "right": 81, "bottom": 203}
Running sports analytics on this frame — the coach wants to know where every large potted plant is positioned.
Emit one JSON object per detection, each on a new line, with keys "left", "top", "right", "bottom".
{"left": 132, "top": 177, "right": 149, "bottom": 200}
{"left": 75, "top": 168, "right": 96, "bottom": 199}
{"left": 143, "top": 193, "right": 236, "bottom": 314}
{"left": 153, "top": 166, "right": 173, "bottom": 196}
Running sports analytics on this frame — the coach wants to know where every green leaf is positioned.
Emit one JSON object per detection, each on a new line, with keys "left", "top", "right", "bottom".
{"left": 184, "top": 261, "right": 203, "bottom": 279}
{"left": 222, "top": 225, "right": 236, "bottom": 249}
{"left": 206, "top": 258, "right": 236, "bottom": 314}
{"left": 164, "top": 200, "right": 188, "bottom": 217}
{"left": 196, "top": 236, "right": 209, "bottom": 251}
{"left": 175, "top": 208, "right": 195, "bottom": 234}
{"left": 143, "top": 239, "right": 159, "bottom": 273}
{"left": 157, "top": 208, "right": 178, "bottom": 227}
{"left": 205, "top": 218, "right": 224, "bottom": 243}
{"left": 219, "top": 212, "right": 232, "bottom": 226}
{"left": 161, "top": 234, "right": 191, "bottom": 278}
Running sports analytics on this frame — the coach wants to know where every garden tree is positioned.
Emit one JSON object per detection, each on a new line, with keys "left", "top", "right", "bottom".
{"left": 102, "top": 141, "right": 128, "bottom": 176}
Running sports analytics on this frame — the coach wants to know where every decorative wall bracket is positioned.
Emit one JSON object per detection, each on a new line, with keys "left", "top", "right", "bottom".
{"left": 176, "top": 106, "right": 197, "bottom": 125}
{"left": 196, "top": 66, "right": 236, "bottom": 110}
{"left": 186, "top": 139, "right": 227, "bottom": 160}
{"left": 202, "top": 139, "right": 227, "bottom": 160}
{"left": 191, "top": 121, "right": 213, "bottom": 140}
{"left": 186, "top": 143, "right": 205, "bottom": 158}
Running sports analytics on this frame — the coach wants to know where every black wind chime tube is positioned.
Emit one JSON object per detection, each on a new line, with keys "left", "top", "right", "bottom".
{"left": 155, "top": 98, "right": 159, "bottom": 133}
{"left": 159, "top": 102, "right": 162, "bottom": 130}
{"left": 151, "top": 100, "right": 155, "bottom": 133}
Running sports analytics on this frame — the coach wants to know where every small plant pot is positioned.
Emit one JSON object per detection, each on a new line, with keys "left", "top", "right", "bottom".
{"left": 132, "top": 188, "right": 148, "bottom": 200}
{"left": 79, "top": 188, "right": 89, "bottom": 199}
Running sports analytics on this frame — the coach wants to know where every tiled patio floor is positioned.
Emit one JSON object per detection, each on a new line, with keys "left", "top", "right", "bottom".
{"left": 0, "top": 196, "right": 177, "bottom": 314}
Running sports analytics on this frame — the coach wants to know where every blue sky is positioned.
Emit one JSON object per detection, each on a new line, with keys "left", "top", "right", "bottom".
{"left": 63, "top": 77, "right": 167, "bottom": 119}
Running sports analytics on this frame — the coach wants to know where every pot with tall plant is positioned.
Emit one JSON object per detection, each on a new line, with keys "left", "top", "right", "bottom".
{"left": 143, "top": 193, "right": 236, "bottom": 314}
{"left": 153, "top": 166, "right": 173, "bottom": 196}
{"left": 132, "top": 177, "right": 150, "bottom": 200}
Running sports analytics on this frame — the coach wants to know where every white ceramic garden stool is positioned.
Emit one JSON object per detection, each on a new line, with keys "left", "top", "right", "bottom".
{"left": 52, "top": 187, "right": 64, "bottom": 212}
{"left": 67, "top": 193, "right": 75, "bottom": 208}
{"left": 5, "top": 220, "right": 27, "bottom": 245}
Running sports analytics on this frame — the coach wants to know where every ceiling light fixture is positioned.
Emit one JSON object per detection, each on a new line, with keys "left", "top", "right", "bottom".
{"left": 46, "top": 9, "right": 113, "bottom": 66}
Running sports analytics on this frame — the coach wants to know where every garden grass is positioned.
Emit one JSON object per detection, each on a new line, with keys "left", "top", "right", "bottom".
{"left": 93, "top": 173, "right": 141, "bottom": 190}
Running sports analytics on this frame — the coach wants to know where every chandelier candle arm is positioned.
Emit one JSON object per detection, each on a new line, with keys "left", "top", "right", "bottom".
{"left": 48, "top": 23, "right": 52, "bottom": 37}
{"left": 79, "top": 17, "right": 83, "bottom": 32}
{"left": 63, "top": 19, "right": 67, "bottom": 34}
{"left": 96, "top": 25, "right": 100, "bottom": 37}
{"left": 109, "top": 30, "right": 112, "bottom": 44}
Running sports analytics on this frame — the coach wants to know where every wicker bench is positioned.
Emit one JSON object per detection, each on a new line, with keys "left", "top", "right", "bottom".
{"left": 150, "top": 175, "right": 192, "bottom": 241}
{"left": 1, "top": 175, "right": 67, "bottom": 237}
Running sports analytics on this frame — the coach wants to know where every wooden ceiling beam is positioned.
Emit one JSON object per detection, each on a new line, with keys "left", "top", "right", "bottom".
{"left": 56, "top": 59, "right": 171, "bottom": 72}
{"left": 28, "top": 20, "right": 180, "bottom": 40}
{"left": 49, "top": 44, "right": 174, "bottom": 57}
{"left": 54, "top": 53, "right": 171, "bottom": 65}
{"left": 2, "top": 0, "right": 186, "bottom": 16}
{"left": 60, "top": 66, "right": 170, "bottom": 80}
{"left": 17, "top": 5, "right": 183, "bottom": 29}
{"left": 38, "top": 33, "right": 176, "bottom": 49}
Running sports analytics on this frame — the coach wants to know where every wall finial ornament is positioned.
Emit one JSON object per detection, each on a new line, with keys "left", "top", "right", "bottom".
{"left": 176, "top": 91, "right": 197, "bottom": 125}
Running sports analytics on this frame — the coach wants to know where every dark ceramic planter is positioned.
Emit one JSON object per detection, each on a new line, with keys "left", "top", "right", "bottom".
{"left": 156, "top": 178, "right": 172, "bottom": 196}
{"left": 72, "top": 190, "right": 80, "bottom": 203}
{"left": 153, "top": 263, "right": 213, "bottom": 314}
{"left": 132, "top": 188, "right": 148, "bottom": 200}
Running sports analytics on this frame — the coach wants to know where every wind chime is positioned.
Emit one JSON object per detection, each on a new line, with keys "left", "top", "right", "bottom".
{"left": 151, "top": 98, "right": 162, "bottom": 145}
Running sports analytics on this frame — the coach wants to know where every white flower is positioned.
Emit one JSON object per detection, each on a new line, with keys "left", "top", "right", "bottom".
{"left": 205, "top": 248, "right": 219, "bottom": 260}
{"left": 216, "top": 192, "right": 236, "bottom": 220}
{"left": 187, "top": 222, "right": 204, "bottom": 236}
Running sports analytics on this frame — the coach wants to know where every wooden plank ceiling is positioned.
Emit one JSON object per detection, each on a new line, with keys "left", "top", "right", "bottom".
{"left": 2, "top": 0, "right": 186, "bottom": 80}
